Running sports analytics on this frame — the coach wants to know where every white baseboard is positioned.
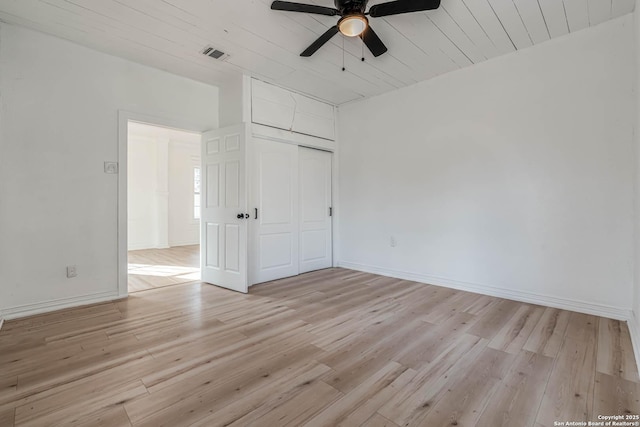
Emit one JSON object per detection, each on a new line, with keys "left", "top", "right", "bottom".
{"left": 168, "top": 240, "right": 200, "bottom": 247}
{"left": 627, "top": 312, "right": 640, "bottom": 379}
{"left": 128, "top": 242, "right": 156, "bottom": 251}
{"left": 338, "top": 261, "right": 632, "bottom": 321}
{"left": 2, "top": 291, "right": 123, "bottom": 320}
{"left": 128, "top": 241, "right": 198, "bottom": 251}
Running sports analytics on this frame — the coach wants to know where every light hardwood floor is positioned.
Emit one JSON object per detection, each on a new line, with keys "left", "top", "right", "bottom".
{"left": 0, "top": 268, "right": 639, "bottom": 426}
{"left": 128, "top": 245, "right": 200, "bottom": 293}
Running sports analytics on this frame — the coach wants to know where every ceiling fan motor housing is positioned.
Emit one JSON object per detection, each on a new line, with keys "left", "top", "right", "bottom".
{"left": 334, "top": 0, "right": 368, "bottom": 14}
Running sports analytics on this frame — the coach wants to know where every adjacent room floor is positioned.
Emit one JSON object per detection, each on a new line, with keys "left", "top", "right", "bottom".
{"left": 127, "top": 245, "right": 200, "bottom": 293}
{"left": 0, "top": 268, "right": 638, "bottom": 426}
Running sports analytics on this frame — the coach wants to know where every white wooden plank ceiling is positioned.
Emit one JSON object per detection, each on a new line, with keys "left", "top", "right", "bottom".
{"left": 0, "top": 0, "right": 634, "bottom": 105}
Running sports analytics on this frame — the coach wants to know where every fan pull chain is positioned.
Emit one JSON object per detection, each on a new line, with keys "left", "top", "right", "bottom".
{"left": 342, "top": 36, "right": 345, "bottom": 71}
{"left": 362, "top": 40, "right": 365, "bottom": 62}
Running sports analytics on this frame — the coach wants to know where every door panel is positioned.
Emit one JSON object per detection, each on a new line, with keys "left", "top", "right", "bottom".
{"left": 251, "top": 138, "right": 299, "bottom": 284}
{"left": 299, "top": 147, "right": 332, "bottom": 273}
{"left": 205, "top": 223, "right": 220, "bottom": 268}
{"left": 260, "top": 233, "right": 294, "bottom": 269}
{"left": 206, "top": 164, "right": 220, "bottom": 207}
{"left": 225, "top": 161, "right": 240, "bottom": 207}
{"left": 201, "top": 125, "right": 248, "bottom": 293}
{"left": 225, "top": 224, "right": 240, "bottom": 272}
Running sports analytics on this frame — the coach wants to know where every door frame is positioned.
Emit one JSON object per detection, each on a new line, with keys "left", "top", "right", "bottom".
{"left": 117, "top": 110, "right": 211, "bottom": 298}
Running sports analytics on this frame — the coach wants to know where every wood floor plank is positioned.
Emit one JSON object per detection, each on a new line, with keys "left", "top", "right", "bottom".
{"left": 378, "top": 333, "right": 489, "bottom": 426}
{"left": 417, "top": 347, "right": 516, "bottom": 427}
{"left": 394, "top": 312, "right": 476, "bottom": 368}
{"left": 303, "top": 362, "right": 412, "bottom": 427}
{"left": 7, "top": 354, "right": 156, "bottom": 423}
{"left": 186, "top": 361, "right": 333, "bottom": 427}
{"left": 16, "top": 340, "right": 150, "bottom": 394}
{"left": 128, "top": 344, "right": 324, "bottom": 426}
{"left": 301, "top": 281, "right": 422, "bottom": 327}
{"left": 309, "top": 307, "right": 417, "bottom": 354}
{"left": 0, "top": 268, "right": 636, "bottom": 426}
{"left": 0, "top": 376, "right": 18, "bottom": 403}
{"left": 146, "top": 332, "right": 318, "bottom": 396}
{"left": 319, "top": 318, "right": 430, "bottom": 393}
{"left": 139, "top": 331, "right": 250, "bottom": 391}
{"left": 468, "top": 299, "right": 523, "bottom": 340}
{"left": 475, "top": 350, "right": 554, "bottom": 427}
{"left": 488, "top": 304, "right": 546, "bottom": 354}
{"left": 461, "top": 295, "right": 499, "bottom": 316}
{"left": 362, "top": 413, "right": 400, "bottom": 427}
{"left": 128, "top": 245, "right": 200, "bottom": 293}
{"left": 535, "top": 313, "right": 598, "bottom": 426}
{"left": 0, "top": 408, "right": 15, "bottom": 427}
{"left": 522, "top": 307, "right": 571, "bottom": 358}
{"left": 597, "top": 318, "right": 639, "bottom": 381}
{"left": 421, "top": 290, "right": 479, "bottom": 324}
{"left": 15, "top": 380, "right": 147, "bottom": 426}
{"left": 0, "top": 303, "right": 120, "bottom": 334}
{"left": 594, "top": 372, "right": 640, "bottom": 418}
{"left": 335, "top": 367, "right": 416, "bottom": 427}
{"left": 227, "top": 380, "right": 341, "bottom": 426}
{"left": 65, "top": 405, "right": 132, "bottom": 427}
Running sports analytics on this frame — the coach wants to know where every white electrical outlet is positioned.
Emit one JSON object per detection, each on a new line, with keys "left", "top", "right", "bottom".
{"left": 104, "top": 161, "right": 119, "bottom": 174}
{"left": 66, "top": 265, "right": 77, "bottom": 278}
{"left": 390, "top": 236, "right": 397, "bottom": 247}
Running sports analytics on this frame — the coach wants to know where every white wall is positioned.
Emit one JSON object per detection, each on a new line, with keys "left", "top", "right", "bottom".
{"left": 168, "top": 140, "right": 200, "bottom": 247}
{"left": 0, "top": 23, "right": 218, "bottom": 318}
{"left": 127, "top": 125, "right": 201, "bottom": 251}
{"left": 219, "top": 74, "right": 247, "bottom": 128}
{"left": 632, "top": 1, "right": 640, "bottom": 371}
{"left": 128, "top": 135, "right": 161, "bottom": 250}
{"left": 338, "top": 15, "right": 635, "bottom": 317}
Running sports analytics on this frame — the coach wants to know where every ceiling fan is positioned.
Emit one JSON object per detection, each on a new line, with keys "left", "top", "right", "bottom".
{"left": 271, "top": 0, "right": 441, "bottom": 57}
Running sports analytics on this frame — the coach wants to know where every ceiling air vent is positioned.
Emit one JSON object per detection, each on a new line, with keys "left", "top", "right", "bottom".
{"left": 201, "top": 45, "right": 229, "bottom": 61}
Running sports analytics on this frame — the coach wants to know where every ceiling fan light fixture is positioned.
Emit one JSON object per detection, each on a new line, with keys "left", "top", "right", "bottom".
{"left": 338, "top": 14, "right": 368, "bottom": 37}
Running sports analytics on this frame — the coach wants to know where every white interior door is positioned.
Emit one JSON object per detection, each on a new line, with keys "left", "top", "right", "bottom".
{"left": 251, "top": 138, "right": 299, "bottom": 284}
{"left": 201, "top": 124, "right": 248, "bottom": 293}
{"left": 299, "top": 147, "right": 332, "bottom": 274}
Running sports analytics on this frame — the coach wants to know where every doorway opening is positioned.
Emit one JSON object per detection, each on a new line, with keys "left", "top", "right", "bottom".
{"left": 126, "top": 120, "right": 202, "bottom": 293}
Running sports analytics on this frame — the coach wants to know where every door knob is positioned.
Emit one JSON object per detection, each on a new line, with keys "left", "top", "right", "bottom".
{"left": 237, "top": 213, "right": 250, "bottom": 219}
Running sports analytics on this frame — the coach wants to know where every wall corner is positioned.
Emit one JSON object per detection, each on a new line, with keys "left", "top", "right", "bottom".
{"left": 627, "top": 311, "right": 640, "bottom": 380}
{"left": 632, "top": 0, "right": 640, "bottom": 377}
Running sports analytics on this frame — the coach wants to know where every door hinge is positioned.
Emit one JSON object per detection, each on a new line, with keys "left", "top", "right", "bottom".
{"left": 329, "top": 207, "right": 333, "bottom": 217}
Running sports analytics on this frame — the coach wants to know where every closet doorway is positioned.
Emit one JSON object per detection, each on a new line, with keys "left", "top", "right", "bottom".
{"left": 251, "top": 138, "right": 333, "bottom": 285}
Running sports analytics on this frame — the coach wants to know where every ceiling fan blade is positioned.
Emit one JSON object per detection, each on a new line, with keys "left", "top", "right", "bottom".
{"left": 301, "top": 26, "right": 339, "bottom": 57}
{"left": 360, "top": 26, "right": 388, "bottom": 57}
{"left": 368, "top": 0, "right": 441, "bottom": 17}
{"left": 271, "top": 1, "right": 339, "bottom": 16}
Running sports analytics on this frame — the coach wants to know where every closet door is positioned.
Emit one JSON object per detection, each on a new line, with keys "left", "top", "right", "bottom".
{"left": 299, "top": 147, "right": 332, "bottom": 274}
{"left": 251, "top": 138, "right": 299, "bottom": 284}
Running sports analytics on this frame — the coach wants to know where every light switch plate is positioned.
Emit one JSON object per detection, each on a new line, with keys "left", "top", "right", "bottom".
{"left": 66, "top": 265, "right": 77, "bottom": 278}
{"left": 104, "top": 161, "right": 119, "bottom": 174}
